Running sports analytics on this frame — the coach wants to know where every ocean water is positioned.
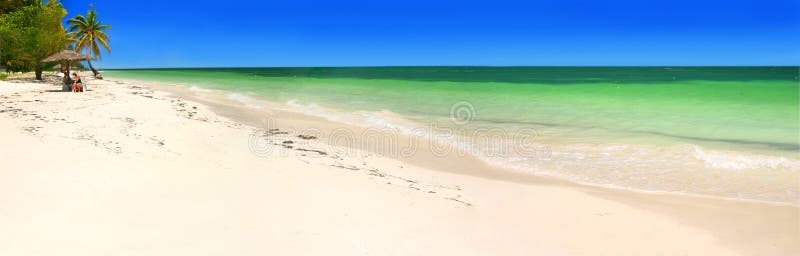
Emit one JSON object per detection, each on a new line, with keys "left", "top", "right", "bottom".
{"left": 104, "top": 67, "right": 800, "bottom": 204}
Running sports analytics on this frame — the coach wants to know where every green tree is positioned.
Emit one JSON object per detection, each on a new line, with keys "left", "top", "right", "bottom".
{"left": 67, "top": 5, "right": 110, "bottom": 77}
{"left": 0, "top": 0, "right": 37, "bottom": 14}
{"left": 0, "top": 0, "right": 68, "bottom": 79}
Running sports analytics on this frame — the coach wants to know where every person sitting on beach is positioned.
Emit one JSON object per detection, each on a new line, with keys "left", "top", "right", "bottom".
{"left": 72, "top": 73, "right": 83, "bottom": 92}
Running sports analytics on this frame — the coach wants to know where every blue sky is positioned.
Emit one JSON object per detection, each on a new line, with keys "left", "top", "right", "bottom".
{"left": 62, "top": 0, "right": 799, "bottom": 68}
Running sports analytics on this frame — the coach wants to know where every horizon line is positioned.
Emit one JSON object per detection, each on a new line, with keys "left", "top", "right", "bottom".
{"left": 101, "top": 65, "right": 800, "bottom": 70}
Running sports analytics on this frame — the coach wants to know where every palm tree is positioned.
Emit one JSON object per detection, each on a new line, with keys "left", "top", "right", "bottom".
{"left": 67, "top": 5, "right": 110, "bottom": 77}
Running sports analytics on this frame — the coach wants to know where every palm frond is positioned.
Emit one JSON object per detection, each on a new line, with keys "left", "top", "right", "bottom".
{"left": 65, "top": 6, "right": 111, "bottom": 60}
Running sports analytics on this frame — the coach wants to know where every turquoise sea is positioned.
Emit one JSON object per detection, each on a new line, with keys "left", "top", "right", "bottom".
{"left": 104, "top": 67, "right": 800, "bottom": 204}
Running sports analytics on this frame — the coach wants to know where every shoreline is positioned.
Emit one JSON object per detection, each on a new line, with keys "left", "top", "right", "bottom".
{"left": 1, "top": 74, "right": 798, "bottom": 255}
{"left": 118, "top": 76, "right": 799, "bottom": 207}
{"left": 117, "top": 76, "right": 800, "bottom": 255}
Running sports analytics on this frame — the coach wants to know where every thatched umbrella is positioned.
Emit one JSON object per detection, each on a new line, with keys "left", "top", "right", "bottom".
{"left": 42, "top": 50, "right": 90, "bottom": 62}
{"left": 42, "top": 50, "right": 90, "bottom": 91}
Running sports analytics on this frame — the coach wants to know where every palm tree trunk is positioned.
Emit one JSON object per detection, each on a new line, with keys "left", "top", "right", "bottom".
{"left": 86, "top": 59, "right": 98, "bottom": 77}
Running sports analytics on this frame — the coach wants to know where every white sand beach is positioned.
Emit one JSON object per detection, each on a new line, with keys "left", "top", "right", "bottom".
{"left": 1, "top": 75, "right": 798, "bottom": 256}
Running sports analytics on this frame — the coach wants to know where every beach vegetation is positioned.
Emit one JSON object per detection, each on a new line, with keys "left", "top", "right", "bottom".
{"left": 0, "top": 0, "right": 36, "bottom": 14}
{"left": 67, "top": 5, "right": 111, "bottom": 78}
{"left": 0, "top": 0, "right": 68, "bottom": 79}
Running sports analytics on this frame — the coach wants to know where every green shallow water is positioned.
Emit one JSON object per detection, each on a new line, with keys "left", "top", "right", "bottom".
{"left": 105, "top": 67, "right": 799, "bottom": 152}
{"left": 104, "top": 67, "right": 800, "bottom": 203}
